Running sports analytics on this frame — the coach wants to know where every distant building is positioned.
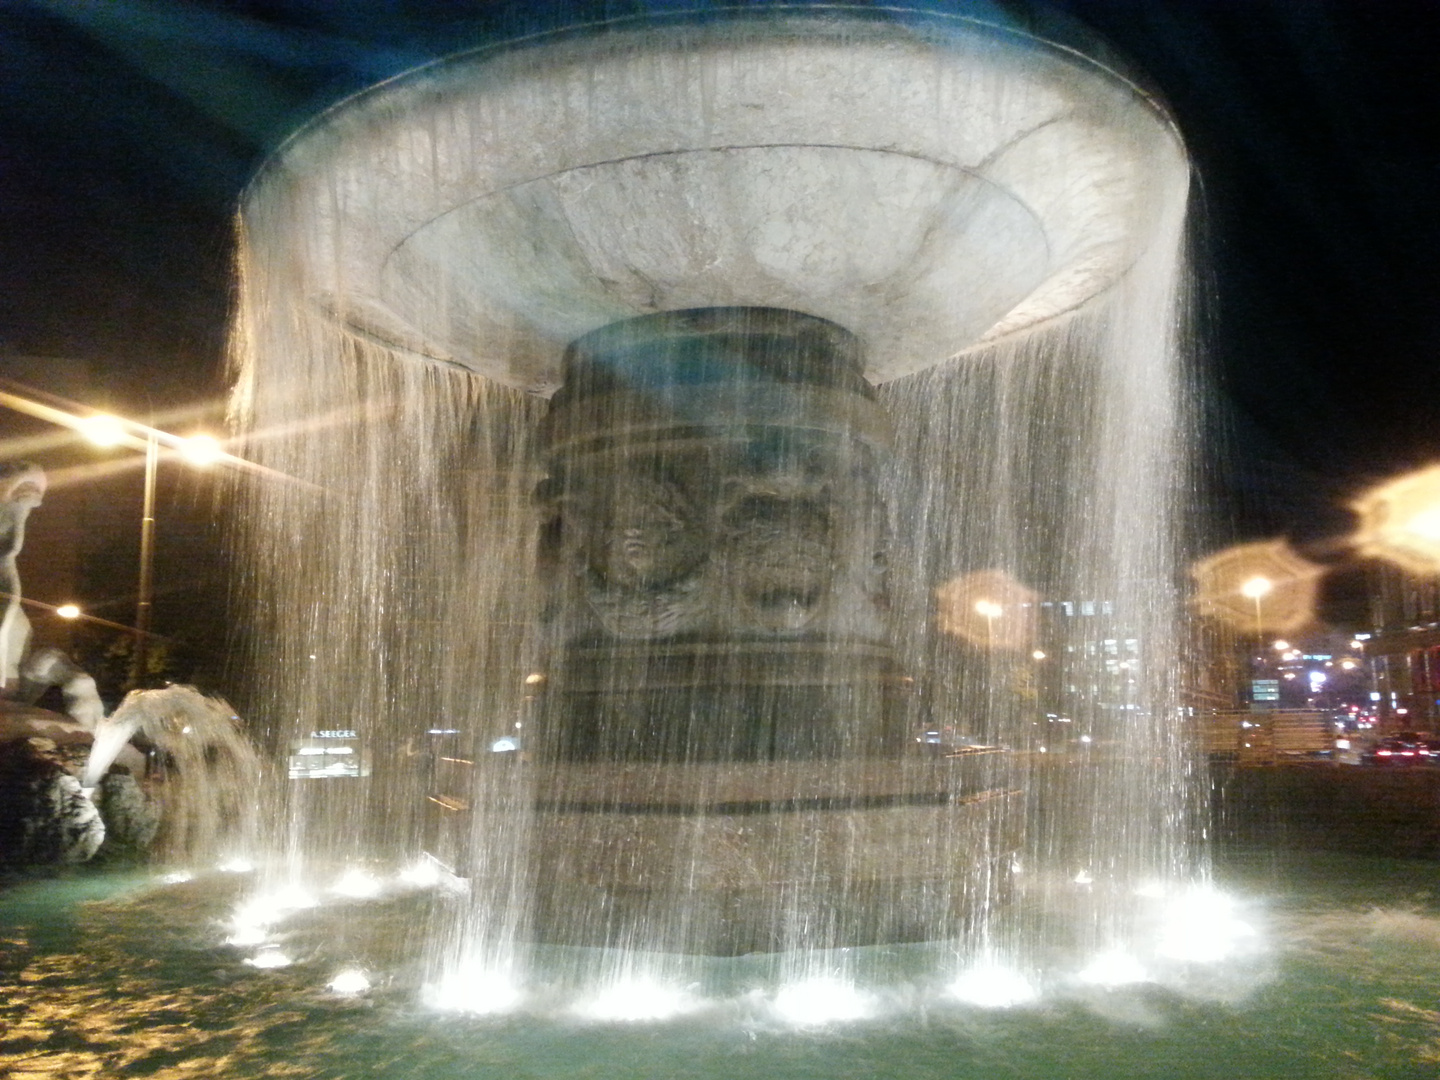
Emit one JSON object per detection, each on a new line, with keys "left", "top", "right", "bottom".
{"left": 1030, "top": 598, "right": 1170, "bottom": 743}
{"left": 1365, "top": 563, "right": 1440, "bottom": 731}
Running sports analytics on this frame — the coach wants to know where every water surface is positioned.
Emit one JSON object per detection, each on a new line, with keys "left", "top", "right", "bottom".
{"left": 4, "top": 853, "right": 1439, "bottom": 1078}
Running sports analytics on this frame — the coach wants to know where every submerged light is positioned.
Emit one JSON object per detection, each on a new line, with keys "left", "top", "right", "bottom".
{"left": 425, "top": 965, "right": 523, "bottom": 1015}
{"left": 1156, "top": 887, "right": 1257, "bottom": 963}
{"left": 573, "top": 977, "right": 698, "bottom": 1022}
{"left": 328, "top": 969, "right": 372, "bottom": 994}
{"left": 330, "top": 869, "right": 383, "bottom": 899}
{"left": 1077, "top": 950, "right": 1148, "bottom": 987}
{"left": 949, "top": 962, "right": 1039, "bottom": 1009}
{"left": 772, "top": 978, "right": 873, "bottom": 1025}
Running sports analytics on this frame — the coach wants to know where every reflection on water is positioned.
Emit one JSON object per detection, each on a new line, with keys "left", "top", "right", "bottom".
{"left": 3, "top": 855, "right": 1440, "bottom": 1079}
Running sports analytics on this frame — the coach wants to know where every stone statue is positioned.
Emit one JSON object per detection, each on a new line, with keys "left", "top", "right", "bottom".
{"left": 0, "top": 460, "right": 258, "bottom": 868}
{"left": 0, "top": 461, "right": 106, "bottom": 730}
{"left": 0, "top": 461, "right": 46, "bottom": 690}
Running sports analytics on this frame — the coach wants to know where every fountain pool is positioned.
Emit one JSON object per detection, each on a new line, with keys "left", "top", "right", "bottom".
{"left": 3, "top": 853, "right": 1440, "bottom": 1078}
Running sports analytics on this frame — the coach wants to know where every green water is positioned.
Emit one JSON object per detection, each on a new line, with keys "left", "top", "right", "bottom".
{"left": 3, "top": 854, "right": 1438, "bottom": 1079}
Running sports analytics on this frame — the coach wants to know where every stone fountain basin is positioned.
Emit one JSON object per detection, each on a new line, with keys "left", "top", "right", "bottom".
{"left": 257, "top": 8, "right": 1184, "bottom": 391}
{"left": 520, "top": 757, "right": 1019, "bottom": 954}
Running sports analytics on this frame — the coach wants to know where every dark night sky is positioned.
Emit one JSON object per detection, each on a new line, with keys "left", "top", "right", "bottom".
{"left": 3, "top": 0, "right": 1440, "bottom": 630}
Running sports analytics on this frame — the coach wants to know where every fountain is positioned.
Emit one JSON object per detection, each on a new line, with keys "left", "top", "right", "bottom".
{"left": 228, "top": 0, "right": 1194, "bottom": 988}
{"left": 11, "top": 9, "right": 1440, "bottom": 1075}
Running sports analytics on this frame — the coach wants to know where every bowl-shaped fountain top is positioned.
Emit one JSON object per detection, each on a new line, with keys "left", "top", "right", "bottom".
{"left": 253, "top": 7, "right": 1183, "bottom": 391}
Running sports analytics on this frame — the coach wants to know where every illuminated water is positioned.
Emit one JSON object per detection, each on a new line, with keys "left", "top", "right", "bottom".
{"left": 229, "top": 1, "right": 1197, "bottom": 979}
{"left": 4, "top": 853, "right": 1439, "bottom": 1079}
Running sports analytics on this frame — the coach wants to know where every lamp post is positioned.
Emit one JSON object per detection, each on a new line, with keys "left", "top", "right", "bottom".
{"left": 132, "top": 429, "right": 159, "bottom": 687}
{"left": 0, "top": 387, "right": 241, "bottom": 690}
{"left": 1239, "top": 576, "right": 1274, "bottom": 704}
{"left": 1240, "top": 575, "right": 1272, "bottom": 642}
{"left": 974, "top": 599, "right": 1002, "bottom": 652}
{"left": 82, "top": 420, "right": 222, "bottom": 689}
{"left": 127, "top": 428, "right": 219, "bottom": 684}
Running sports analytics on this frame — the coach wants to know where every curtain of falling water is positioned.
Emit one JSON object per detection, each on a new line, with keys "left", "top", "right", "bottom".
{"left": 229, "top": 199, "right": 545, "bottom": 982}
{"left": 881, "top": 148, "right": 1199, "bottom": 967}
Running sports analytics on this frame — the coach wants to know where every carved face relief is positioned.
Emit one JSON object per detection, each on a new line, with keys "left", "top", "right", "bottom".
{"left": 719, "top": 490, "right": 834, "bottom": 633}
{"left": 560, "top": 473, "right": 709, "bottom": 638}
{"left": 583, "top": 476, "right": 705, "bottom": 590}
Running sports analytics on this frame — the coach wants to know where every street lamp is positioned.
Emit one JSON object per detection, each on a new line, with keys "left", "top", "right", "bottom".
{"left": 1353, "top": 464, "right": 1440, "bottom": 574}
{"left": 79, "top": 421, "right": 230, "bottom": 686}
{"left": 79, "top": 414, "right": 125, "bottom": 447}
{"left": 179, "top": 433, "right": 222, "bottom": 467}
{"left": 1, "top": 382, "right": 287, "bottom": 688}
{"left": 973, "top": 599, "right": 1003, "bottom": 654}
{"left": 1240, "top": 575, "right": 1272, "bottom": 643}
{"left": 1, "top": 388, "right": 234, "bottom": 688}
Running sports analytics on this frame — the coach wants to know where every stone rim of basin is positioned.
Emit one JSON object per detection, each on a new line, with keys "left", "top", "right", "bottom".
{"left": 243, "top": 4, "right": 1185, "bottom": 392}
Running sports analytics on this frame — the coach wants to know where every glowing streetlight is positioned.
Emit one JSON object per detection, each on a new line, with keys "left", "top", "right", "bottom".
{"left": 1352, "top": 464, "right": 1440, "bottom": 575}
{"left": 934, "top": 570, "right": 1039, "bottom": 650}
{"left": 1031, "top": 650, "right": 1047, "bottom": 661}
{"left": 179, "top": 433, "right": 222, "bottom": 467}
{"left": 80, "top": 413, "right": 126, "bottom": 447}
{"left": 1190, "top": 539, "right": 1323, "bottom": 635}
{"left": 1272, "top": 640, "right": 1290, "bottom": 652}
{"left": 55, "top": 604, "right": 80, "bottom": 619}
{"left": 1239, "top": 576, "right": 1273, "bottom": 601}
{"left": 973, "top": 599, "right": 1003, "bottom": 653}
{"left": 0, "top": 385, "right": 286, "bottom": 689}
{"left": 1238, "top": 576, "right": 1273, "bottom": 648}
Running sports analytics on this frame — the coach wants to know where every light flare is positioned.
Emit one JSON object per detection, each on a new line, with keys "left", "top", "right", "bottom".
{"left": 425, "top": 965, "right": 523, "bottom": 1015}
{"left": 934, "top": 570, "right": 1040, "bottom": 650}
{"left": 328, "top": 969, "right": 372, "bottom": 994}
{"left": 1190, "top": 539, "right": 1323, "bottom": 633}
{"left": 1353, "top": 465, "right": 1440, "bottom": 575}
{"left": 1077, "top": 950, "right": 1148, "bottom": 987}
{"left": 80, "top": 413, "right": 126, "bottom": 446}
{"left": 772, "top": 977, "right": 873, "bottom": 1025}
{"left": 1156, "top": 888, "right": 1257, "bottom": 963}
{"left": 573, "top": 976, "right": 698, "bottom": 1022}
{"left": 179, "top": 433, "right": 222, "bottom": 466}
{"left": 948, "top": 962, "right": 1039, "bottom": 1008}
{"left": 330, "top": 869, "right": 383, "bottom": 899}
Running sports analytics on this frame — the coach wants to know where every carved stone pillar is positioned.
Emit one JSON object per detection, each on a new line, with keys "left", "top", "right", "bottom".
{"left": 523, "top": 309, "right": 1014, "bottom": 954}
{"left": 535, "top": 307, "right": 907, "bottom": 763}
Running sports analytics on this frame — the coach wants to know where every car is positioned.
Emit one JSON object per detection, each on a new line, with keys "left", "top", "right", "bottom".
{"left": 1362, "top": 732, "right": 1436, "bottom": 765}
